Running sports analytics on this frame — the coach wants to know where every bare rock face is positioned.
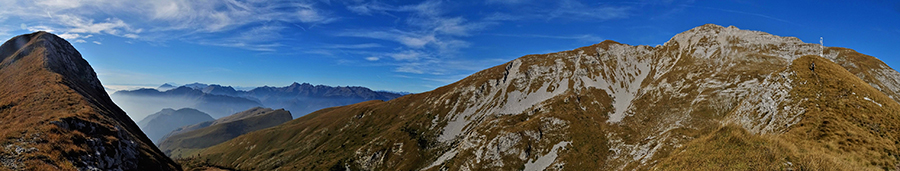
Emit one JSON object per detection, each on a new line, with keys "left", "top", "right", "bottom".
{"left": 0, "top": 32, "right": 180, "bottom": 170}
{"left": 194, "top": 24, "right": 900, "bottom": 170}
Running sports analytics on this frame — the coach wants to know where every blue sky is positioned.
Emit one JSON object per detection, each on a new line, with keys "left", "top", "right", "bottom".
{"left": 1, "top": 0, "right": 899, "bottom": 93}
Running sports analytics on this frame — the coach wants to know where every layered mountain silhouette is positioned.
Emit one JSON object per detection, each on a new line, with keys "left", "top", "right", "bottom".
{"left": 136, "top": 108, "right": 214, "bottom": 144}
{"left": 157, "top": 83, "right": 177, "bottom": 91}
{"left": 182, "top": 83, "right": 210, "bottom": 90}
{"left": 112, "top": 86, "right": 263, "bottom": 119}
{"left": 0, "top": 32, "right": 180, "bottom": 170}
{"left": 188, "top": 24, "right": 900, "bottom": 170}
{"left": 113, "top": 82, "right": 404, "bottom": 120}
{"left": 244, "top": 82, "right": 405, "bottom": 116}
{"left": 158, "top": 107, "right": 291, "bottom": 158}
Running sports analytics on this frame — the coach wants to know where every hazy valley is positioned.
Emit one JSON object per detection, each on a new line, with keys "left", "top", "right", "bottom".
{"left": 112, "top": 82, "right": 405, "bottom": 121}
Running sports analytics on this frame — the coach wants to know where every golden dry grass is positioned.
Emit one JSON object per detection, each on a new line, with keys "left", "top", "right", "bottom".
{"left": 160, "top": 109, "right": 291, "bottom": 158}
{"left": 187, "top": 29, "right": 900, "bottom": 170}
{"left": 175, "top": 157, "right": 235, "bottom": 171}
{"left": 0, "top": 32, "right": 179, "bottom": 170}
{"left": 654, "top": 55, "right": 900, "bottom": 170}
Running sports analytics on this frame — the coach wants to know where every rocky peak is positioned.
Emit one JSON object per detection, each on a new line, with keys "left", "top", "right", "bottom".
{"left": 183, "top": 82, "right": 209, "bottom": 89}
{"left": 168, "top": 86, "right": 201, "bottom": 94}
{"left": 201, "top": 84, "right": 238, "bottom": 95}
{"left": 667, "top": 24, "right": 807, "bottom": 58}
{"left": 0, "top": 31, "right": 180, "bottom": 170}
{"left": 160, "top": 108, "right": 176, "bottom": 113}
{"left": 2, "top": 32, "right": 106, "bottom": 103}
{"left": 39, "top": 32, "right": 103, "bottom": 90}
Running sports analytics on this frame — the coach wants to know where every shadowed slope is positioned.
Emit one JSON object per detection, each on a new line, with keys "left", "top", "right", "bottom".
{"left": 137, "top": 108, "right": 214, "bottom": 144}
{"left": 159, "top": 108, "right": 292, "bottom": 159}
{"left": 0, "top": 32, "right": 180, "bottom": 170}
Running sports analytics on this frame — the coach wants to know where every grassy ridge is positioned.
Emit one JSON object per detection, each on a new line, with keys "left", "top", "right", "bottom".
{"left": 656, "top": 55, "right": 900, "bottom": 170}
{"left": 184, "top": 27, "right": 900, "bottom": 170}
{"left": 159, "top": 109, "right": 292, "bottom": 158}
{"left": 0, "top": 32, "right": 180, "bottom": 170}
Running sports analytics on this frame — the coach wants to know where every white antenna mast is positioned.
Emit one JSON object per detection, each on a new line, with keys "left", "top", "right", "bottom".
{"left": 820, "top": 37, "right": 824, "bottom": 57}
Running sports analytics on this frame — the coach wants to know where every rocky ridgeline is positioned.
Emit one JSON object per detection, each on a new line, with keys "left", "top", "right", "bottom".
{"left": 0, "top": 32, "right": 180, "bottom": 170}
{"left": 193, "top": 24, "right": 900, "bottom": 170}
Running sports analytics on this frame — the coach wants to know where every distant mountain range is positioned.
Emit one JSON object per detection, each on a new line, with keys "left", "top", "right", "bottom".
{"left": 112, "top": 86, "right": 264, "bottom": 119}
{"left": 137, "top": 108, "right": 215, "bottom": 144}
{"left": 112, "top": 82, "right": 406, "bottom": 120}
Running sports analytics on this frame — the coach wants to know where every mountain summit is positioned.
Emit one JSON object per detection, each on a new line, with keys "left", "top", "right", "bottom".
{"left": 193, "top": 24, "right": 900, "bottom": 170}
{"left": 0, "top": 32, "right": 180, "bottom": 170}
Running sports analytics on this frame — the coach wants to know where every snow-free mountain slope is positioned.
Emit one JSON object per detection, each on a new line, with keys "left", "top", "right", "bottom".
{"left": 136, "top": 108, "right": 214, "bottom": 144}
{"left": 158, "top": 107, "right": 292, "bottom": 158}
{"left": 160, "top": 107, "right": 284, "bottom": 141}
{"left": 192, "top": 24, "right": 900, "bottom": 170}
{"left": 657, "top": 55, "right": 900, "bottom": 170}
{"left": 0, "top": 32, "right": 180, "bottom": 170}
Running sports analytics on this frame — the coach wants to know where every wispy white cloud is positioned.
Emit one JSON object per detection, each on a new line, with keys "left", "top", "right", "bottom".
{"left": 56, "top": 15, "right": 136, "bottom": 35}
{"left": 123, "top": 34, "right": 139, "bottom": 39}
{"left": 296, "top": 7, "right": 337, "bottom": 24}
{"left": 345, "top": 1, "right": 396, "bottom": 16}
{"left": 388, "top": 50, "right": 425, "bottom": 61}
{"left": 6, "top": 1, "right": 139, "bottom": 41}
{"left": 290, "top": 43, "right": 386, "bottom": 58}
{"left": 337, "top": 30, "right": 435, "bottom": 48}
{"left": 338, "top": 0, "right": 496, "bottom": 75}
{"left": 550, "top": 0, "right": 630, "bottom": 20}
{"left": 484, "top": 12, "right": 525, "bottom": 21}
{"left": 481, "top": 0, "right": 631, "bottom": 22}
{"left": 74, "top": 39, "right": 86, "bottom": 43}
{"left": 21, "top": 24, "right": 55, "bottom": 32}
{"left": 486, "top": 0, "right": 530, "bottom": 5}
{"left": 303, "top": 49, "right": 336, "bottom": 56}
{"left": 58, "top": 33, "right": 93, "bottom": 40}
{"left": 140, "top": 0, "right": 338, "bottom": 32}
{"left": 690, "top": 5, "right": 800, "bottom": 26}
{"left": 324, "top": 43, "right": 383, "bottom": 49}
{"left": 92, "top": 41, "right": 102, "bottom": 45}
{"left": 365, "top": 56, "right": 380, "bottom": 61}
{"left": 490, "top": 33, "right": 604, "bottom": 43}
{"left": 2, "top": 0, "right": 339, "bottom": 51}
{"left": 192, "top": 24, "right": 286, "bottom": 51}
{"left": 0, "top": 27, "right": 10, "bottom": 37}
